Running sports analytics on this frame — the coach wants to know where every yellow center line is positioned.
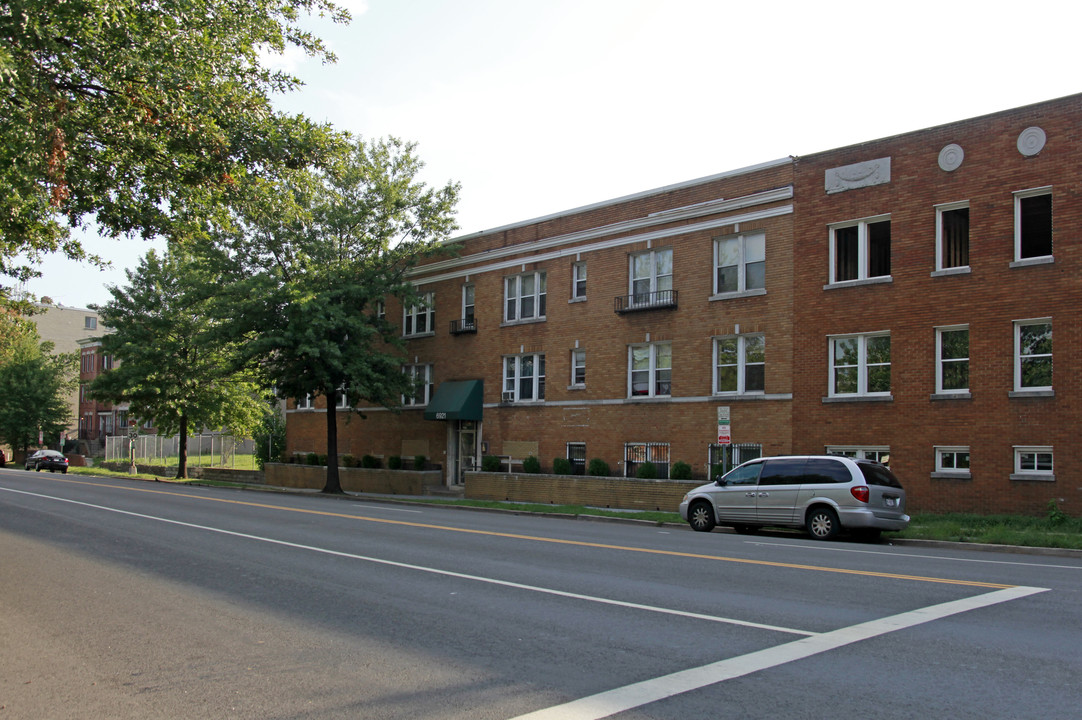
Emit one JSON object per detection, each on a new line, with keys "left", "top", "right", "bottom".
{"left": 51, "top": 476, "right": 1014, "bottom": 589}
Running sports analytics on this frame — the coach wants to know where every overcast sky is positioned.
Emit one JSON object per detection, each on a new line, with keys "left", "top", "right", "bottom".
{"left": 26, "top": 0, "right": 1081, "bottom": 308}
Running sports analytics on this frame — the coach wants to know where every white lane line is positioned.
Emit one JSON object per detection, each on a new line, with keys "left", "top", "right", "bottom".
{"left": 745, "top": 540, "right": 1082, "bottom": 570}
{"left": 1, "top": 487, "right": 815, "bottom": 637}
{"left": 509, "top": 585, "right": 1048, "bottom": 720}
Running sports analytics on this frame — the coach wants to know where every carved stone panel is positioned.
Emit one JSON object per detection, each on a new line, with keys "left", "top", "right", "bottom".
{"left": 825, "top": 157, "right": 891, "bottom": 194}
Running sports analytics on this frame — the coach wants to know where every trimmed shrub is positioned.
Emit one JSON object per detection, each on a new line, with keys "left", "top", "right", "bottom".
{"left": 635, "top": 461, "right": 657, "bottom": 479}
{"left": 413, "top": 454, "right": 427, "bottom": 471}
{"left": 388, "top": 456, "right": 402, "bottom": 470}
{"left": 522, "top": 455, "right": 541, "bottom": 473}
{"left": 481, "top": 455, "right": 502, "bottom": 472}
{"left": 317, "top": 454, "right": 328, "bottom": 466}
{"left": 587, "top": 458, "right": 610, "bottom": 476}
{"left": 670, "top": 461, "right": 692, "bottom": 480}
{"left": 552, "top": 457, "right": 573, "bottom": 475}
{"left": 306, "top": 452, "right": 320, "bottom": 466}
{"left": 361, "top": 454, "right": 381, "bottom": 469}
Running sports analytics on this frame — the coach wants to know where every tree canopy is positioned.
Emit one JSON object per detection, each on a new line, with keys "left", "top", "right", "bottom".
{"left": 221, "top": 137, "right": 460, "bottom": 492}
{"left": 0, "top": 326, "right": 76, "bottom": 454}
{"left": 0, "top": 0, "right": 348, "bottom": 289}
{"left": 91, "top": 248, "right": 267, "bottom": 477}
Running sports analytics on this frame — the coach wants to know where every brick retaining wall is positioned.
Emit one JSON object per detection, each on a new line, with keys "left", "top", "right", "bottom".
{"left": 264, "top": 463, "right": 444, "bottom": 494}
{"left": 465, "top": 471, "right": 698, "bottom": 512}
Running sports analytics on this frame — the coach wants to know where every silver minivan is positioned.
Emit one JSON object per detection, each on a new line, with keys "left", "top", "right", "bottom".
{"left": 679, "top": 455, "right": 909, "bottom": 539}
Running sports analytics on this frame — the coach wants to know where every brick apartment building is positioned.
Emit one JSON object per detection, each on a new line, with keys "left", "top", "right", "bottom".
{"left": 285, "top": 93, "right": 1082, "bottom": 516}
{"left": 77, "top": 337, "right": 128, "bottom": 454}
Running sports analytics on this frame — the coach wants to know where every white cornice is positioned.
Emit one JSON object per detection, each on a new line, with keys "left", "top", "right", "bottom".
{"left": 414, "top": 185, "right": 794, "bottom": 281}
{"left": 413, "top": 203, "right": 793, "bottom": 286}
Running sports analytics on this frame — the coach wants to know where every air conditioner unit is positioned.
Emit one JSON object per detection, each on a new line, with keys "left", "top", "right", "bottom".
{"left": 502, "top": 391, "right": 515, "bottom": 403}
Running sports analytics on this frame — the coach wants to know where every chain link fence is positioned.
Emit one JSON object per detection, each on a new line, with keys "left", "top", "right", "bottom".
{"left": 104, "top": 434, "right": 256, "bottom": 469}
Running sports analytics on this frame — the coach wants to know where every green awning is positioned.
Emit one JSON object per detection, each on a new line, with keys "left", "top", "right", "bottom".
{"left": 424, "top": 380, "right": 483, "bottom": 421}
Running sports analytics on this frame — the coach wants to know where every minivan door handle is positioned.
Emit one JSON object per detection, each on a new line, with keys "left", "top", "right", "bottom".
{"left": 745, "top": 492, "right": 757, "bottom": 497}
{"left": 758, "top": 492, "right": 769, "bottom": 497}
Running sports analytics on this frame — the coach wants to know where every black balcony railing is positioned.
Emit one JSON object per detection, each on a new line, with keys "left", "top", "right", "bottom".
{"left": 614, "top": 289, "right": 678, "bottom": 314}
{"left": 449, "top": 318, "right": 477, "bottom": 335}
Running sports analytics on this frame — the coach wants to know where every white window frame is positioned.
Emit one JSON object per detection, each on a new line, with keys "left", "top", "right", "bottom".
{"left": 402, "top": 364, "right": 433, "bottom": 406}
{"left": 935, "top": 325, "right": 969, "bottom": 394}
{"left": 505, "top": 271, "right": 547, "bottom": 322}
{"left": 84, "top": 316, "right": 97, "bottom": 330}
{"left": 503, "top": 353, "right": 545, "bottom": 402}
{"left": 713, "top": 230, "right": 766, "bottom": 296}
{"left": 934, "top": 446, "right": 971, "bottom": 475}
{"left": 1013, "top": 446, "right": 1053, "bottom": 479}
{"left": 826, "top": 446, "right": 891, "bottom": 465}
{"left": 628, "top": 342, "right": 672, "bottom": 398}
{"left": 335, "top": 386, "right": 350, "bottom": 409}
{"left": 296, "top": 394, "right": 313, "bottom": 410}
{"left": 403, "top": 292, "right": 434, "bottom": 337}
{"left": 828, "top": 215, "right": 891, "bottom": 284}
{"left": 713, "top": 334, "right": 765, "bottom": 395}
{"left": 570, "top": 348, "right": 586, "bottom": 387}
{"left": 1014, "top": 319, "right": 1052, "bottom": 392}
{"left": 935, "top": 201, "right": 970, "bottom": 271}
{"left": 571, "top": 262, "right": 587, "bottom": 300}
{"left": 376, "top": 300, "right": 385, "bottom": 321}
{"left": 828, "top": 332, "right": 891, "bottom": 398}
{"left": 461, "top": 284, "right": 475, "bottom": 324}
{"left": 1014, "top": 187, "right": 1053, "bottom": 261}
{"left": 629, "top": 247, "right": 673, "bottom": 302}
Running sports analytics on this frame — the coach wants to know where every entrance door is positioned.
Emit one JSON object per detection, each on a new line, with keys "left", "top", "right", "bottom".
{"left": 454, "top": 421, "right": 479, "bottom": 485}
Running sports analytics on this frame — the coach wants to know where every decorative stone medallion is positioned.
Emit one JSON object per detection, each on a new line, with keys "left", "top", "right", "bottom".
{"left": 1017, "top": 127, "right": 1046, "bottom": 156}
{"left": 938, "top": 143, "right": 964, "bottom": 172}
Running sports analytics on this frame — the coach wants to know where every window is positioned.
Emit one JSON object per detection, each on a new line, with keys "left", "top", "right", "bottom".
{"left": 709, "top": 443, "right": 762, "bottom": 477}
{"left": 629, "top": 342, "right": 671, "bottom": 397}
{"left": 1015, "top": 188, "right": 1052, "bottom": 260}
{"left": 404, "top": 293, "right": 434, "bottom": 336}
{"left": 84, "top": 316, "right": 97, "bottom": 330}
{"left": 402, "top": 364, "right": 433, "bottom": 406}
{"left": 826, "top": 446, "right": 891, "bottom": 465}
{"left": 462, "top": 284, "right": 475, "bottom": 326}
{"left": 936, "top": 326, "right": 969, "bottom": 393}
{"left": 571, "top": 349, "right": 586, "bottom": 386}
{"left": 503, "top": 353, "right": 545, "bottom": 402}
{"left": 936, "top": 202, "right": 970, "bottom": 270}
{"left": 100, "top": 354, "right": 113, "bottom": 371}
{"left": 624, "top": 442, "right": 670, "bottom": 478}
{"left": 935, "top": 447, "right": 971, "bottom": 475}
{"left": 376, "top": 300, "right": 385, "bottom": 321}
{"left": 566, "top": 442, "right": 586, "bottom": 475}
{"left": 630, "top": 248, "right": 673, "bottom": 304}
{"left": 1014, "top": 447, "right": 1053, "bottom": 479}
{"left": 1015, "top": 320, "right": 1051, "bottom": 391}
{"left": 830, "top": 216, "right": 891, "bottom": 283}
{"left": 714, "top": 335, "right": 765, "bottom": 394}
{"left": 572, "top": 262, "right": 587, "bottom": 300}
{"left": 830, "top": 333, "right": 890, "bottom": 397}
{"left": 335, "top": 387, "right": 350, "bottom": 409}
{"left": 505, "top": 271, "right": 547, "bottom": 322}
{"left": 81, "top": 350, "right": 94, "bottom": 374}
{"left": 100, "top": 413, "right": 114, "bottom": 435}
{"left": 296, "top": 394, "right": 313, "bottom": 410}
{"left": 714, "top": 231, "right": 765, "bottom": 295}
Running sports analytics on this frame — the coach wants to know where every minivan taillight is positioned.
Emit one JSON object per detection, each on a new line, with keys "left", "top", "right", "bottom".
{"left": 850, "top": 486, "right": 870, "bottom": 503}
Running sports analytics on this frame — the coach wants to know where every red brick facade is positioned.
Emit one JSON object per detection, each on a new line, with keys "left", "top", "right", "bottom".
{"left": 286, "top": 93, "right": 1082, "bottom": 516}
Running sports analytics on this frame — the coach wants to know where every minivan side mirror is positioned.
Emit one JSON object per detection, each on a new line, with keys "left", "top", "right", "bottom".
{"left": 714, "top": 476, "right": 726, "bottom": 486}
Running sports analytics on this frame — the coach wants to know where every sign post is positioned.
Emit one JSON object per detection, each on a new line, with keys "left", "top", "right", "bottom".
{"left": 717, "top": 406, "right": 731, "bottom": 446}
{"left": 128, "top": 421, "right": 138, "bottom": 474}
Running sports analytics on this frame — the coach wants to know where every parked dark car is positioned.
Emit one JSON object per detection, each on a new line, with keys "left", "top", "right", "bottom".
{"left": 25, "top": 449, "right": 69, "bottom": 473}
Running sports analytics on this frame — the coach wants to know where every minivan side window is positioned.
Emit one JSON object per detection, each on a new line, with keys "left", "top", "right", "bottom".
{"left": 720, "top": 462, "right": 762, "bottom": 486}
{"left": 757, "top": 459, "right": 807, "bottom": 486}
{"left": 804, "top": 458, "right": 853, "bottom": 484}
{"left": 858, "top": 463, "right": 903, "bottom": 488}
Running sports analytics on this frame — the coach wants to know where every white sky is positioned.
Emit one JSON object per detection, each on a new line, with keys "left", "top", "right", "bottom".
{"left": 26, "top": 0, "right": 1081, "bottom": 308}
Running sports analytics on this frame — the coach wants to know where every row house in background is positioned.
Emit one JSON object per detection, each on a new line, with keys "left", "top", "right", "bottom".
{"left": 285, "top": 93, "right": 1082, "bottom": 516}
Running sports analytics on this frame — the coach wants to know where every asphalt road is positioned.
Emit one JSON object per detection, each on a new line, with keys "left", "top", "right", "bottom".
{"left": 2, "top": 469, "right": 1080, "bottom": 719}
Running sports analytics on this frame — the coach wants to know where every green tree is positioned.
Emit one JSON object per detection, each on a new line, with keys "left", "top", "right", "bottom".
{"left": 222, "top": 137, "right": 460, "bottom": 493}
{"left": 0, "top": 330, "right": 76, "bottom": 455}
{"left": 91, "top": 248, "right": 266, "bottom": 478}
{"left": 0, "top": 0, "right": 348, "bottom": 290}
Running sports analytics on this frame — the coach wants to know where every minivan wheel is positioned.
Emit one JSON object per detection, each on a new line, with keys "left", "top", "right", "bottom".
{"left": 806, "top": 507, "right": 839, "bottom": 540}
{"left": 688, "top": 501, "right": 716, "bottom": 532}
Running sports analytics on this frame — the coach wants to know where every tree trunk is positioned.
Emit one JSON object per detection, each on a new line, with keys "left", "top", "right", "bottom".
{"left": 176, "top": 414, "right": 188, "bottom": 479}
{"left": 322, "top": 394, "right": 342, "bottom": 494}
